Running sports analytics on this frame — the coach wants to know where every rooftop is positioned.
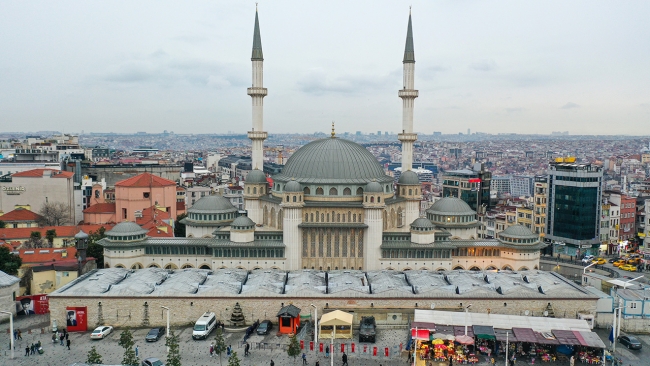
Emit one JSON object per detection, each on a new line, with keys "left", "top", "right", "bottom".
{"left": 12, "top": 169, "right": 74, "bottom": 178}
{"left": 0, "top": 208, "right": 42, "bottom": 222}
{"left": 115, "top": 172, "right": 176, "bottom": 187}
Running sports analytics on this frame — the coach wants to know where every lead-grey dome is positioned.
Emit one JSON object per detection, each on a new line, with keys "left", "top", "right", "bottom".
{"left": 499, "top": 225, "right": 537, "bottom": 239}
{"left": 106, "top": 222, "right": 147, "bottom": 238}
{"left": 284, "top": 179, "right": 302, "bottom": 192}
{"left": 231, "top": 215, "right": 255, "bottom": 230}
{"left": 188, "top": 195, "right": 238, "bottom": 214}
{"left": 411, "top": 218, "right": 435, "bottom": 230}
{"left": 273, "top": 138, "right": 393, "bottom": 184}
{"left": 246, "top": 169, "right": 267, "bottom": 184}
{"left": 365, "top": 181, "right": 383, "bottom": 193}
{"left": 427, "top": 197, "right": 475, "bottom": 215}
{"left": 74, "top": 230, "right": 89, "bottom": 239}
{"left": 398, "top": 170, "right": 420, "bottom": 185}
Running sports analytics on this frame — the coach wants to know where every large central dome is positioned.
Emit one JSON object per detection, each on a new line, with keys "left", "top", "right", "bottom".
{"left": 274, "top": 137, "right": 392, "bottom": 184}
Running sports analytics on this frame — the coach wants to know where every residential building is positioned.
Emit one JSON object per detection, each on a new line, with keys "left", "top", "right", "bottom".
{"left": 533, "top": 176, "right": 548, "bottom": 238}
{"left": 599, "top": 204, "right": 610, "bottom": 254}
{"left": 491, "top": 175, "right": 511, "bottom": 196}
{"left": 442, "top": 163, "right": 492, "bottom": 211}
{"left": 511, "top": 175, "right": 534, "bottom": 197}
{"left": 115, "top": 173, "right": 180, "bottom": 222}
{"left": 609, "top": 204, "right": 620, "bottom": 254}
{"left": 608, "top": 193, "right": 636, "bottom": 244}
{"left": 0, "top": 208, "right": 42, "bottom": 228}
{"left": 516, "top": 206, "right": 533, "bottom": 230}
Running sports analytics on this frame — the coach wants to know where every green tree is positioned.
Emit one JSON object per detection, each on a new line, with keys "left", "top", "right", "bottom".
{"left": 287, "top": 334, "right": 301, "bottom": 363}
{"left": 228, "top": 351, "right": 241, "bottom": 366}
{"left": 214, "top": 328, "right": 227, "bottom": 366}
{"left": 118, "top": 328, "right": 139, "bottom": 366}
{"left": 23, "top": 231, "right": 44, "bottom": 249}
{"left": 87, "top": 226, "right": 107, "bottom": 268}
{"left": 86, "top": 345, "right": 103, "bottom": 365}
{"left": 45, "top": 229, "right": 57, "bottom": 247}
{"left": 0, "top": 247, "right": 22, "bottom": 275}
{"left": 166, "top": 329, "right": 182, "bottom": 366}
{"left": 174, "top": 213, "right": 187, "bottom": 237}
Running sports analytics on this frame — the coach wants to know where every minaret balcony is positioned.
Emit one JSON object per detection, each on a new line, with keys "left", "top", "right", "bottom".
{"left": 247, "top": 87, "right": 268, "bottom": 97}
{"left": 247, "top": 131, "right": 268, "bottom": 140}
{"left": 397, "top": 133, "right": 418, "bottom": 142}
{"left": 398, "top": 89, "right": 419, "bottom": 98}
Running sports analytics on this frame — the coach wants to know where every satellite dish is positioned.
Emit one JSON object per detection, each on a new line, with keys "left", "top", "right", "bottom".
{"left": 430, "top": 303, "right": 436, "bottom": 310}
{"left": 543, "top": 311, "right": 549, "bottom": 317}
{"left": 524, "top": 310, "right": 530, "bottom": 316}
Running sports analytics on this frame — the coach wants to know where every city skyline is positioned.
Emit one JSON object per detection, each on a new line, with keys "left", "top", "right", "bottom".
{"left": 1, "top": 1, "right": 649, "bottom": 135}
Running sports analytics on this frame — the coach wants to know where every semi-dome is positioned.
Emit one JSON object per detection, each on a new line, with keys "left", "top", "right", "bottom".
{"left": 188, "top": 195, "right": 238, "bottom": 214}
{"left": 106, "top": 222, "right": 147, "bottom": 239}
{"left": 427, "top": 197, "right": 475, "bottom": 215}
{"left": 273, "top": 138, "right": 393, "bottom": 184}
{"left": 231, "top": 215, "right": 255, "bottom": 230}
{"left": 398, "top": 170, "right": 420, "bottom": 185}
{"left": 365, "top": 181, "right": 383, "bottom": 193}
{"left": 411, "top": 218, "right": 435, "bottom": 230}
{"left": 246, "top": 169, "right": 267, "bottom": 184}
{"left": 284, "top": 179, "right": 302, "bottom": 192}
{"left": 499, "top": 225, "right": 538, "bottom": 239}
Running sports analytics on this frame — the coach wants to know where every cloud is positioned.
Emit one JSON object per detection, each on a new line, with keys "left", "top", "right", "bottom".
{"left": 560, "top": 102, "right": 580, "bottom": 109}
{"left": 506, "top": 107, "right": 525, "bottom": 113}
{"left": 470, "top": 59, "right": 497, "bottom": 72}
{"left": 297, "top": 69, "right": 394, "bottom": 95}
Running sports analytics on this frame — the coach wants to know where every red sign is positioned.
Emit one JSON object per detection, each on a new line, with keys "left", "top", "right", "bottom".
{"left": 310, "top": 341, "right": 314, "bottom": 351}
{"left": 373, "top": 346, "right": 377, "bottom": 356}
{"left": 468, "top": 178, "right": 481, "bottom": 183}
{"left": 300, "top": 340, "right": 304, "bottom": 349}
{"left": 65, "top": 306, "right": 88, "bottom": 332}
{"left": 16, "top": 294, "right": 49, "bottom": 315}
{"left": 411, "top": 328, "right": 430, "bottom": 340}
{"left": 385, "top": 347, "right": 389, "bottom": 357}
{"left": 363, "top": 345, "right": 368, "bottom": 353}
{"left": 351, "top": 343, "right": 355, "bottom": 353}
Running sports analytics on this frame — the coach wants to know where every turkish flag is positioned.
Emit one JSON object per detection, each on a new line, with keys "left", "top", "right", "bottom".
{"left": 319, "top": 343, "right": 323, "bottom": 352}
{"left": 351, "top": 343, "right": 355, "bottom": 353}
{"left": 385, "top": 347, "right": 389, "bottom": 357}
{"left": 300, "top": 340, "right": 304, "bottom": 349}
{"left": 310, "top": 341, "right": 314, "bottom": 351}
{"left": 373, "top": 347, "right": 377, "bottom": 356}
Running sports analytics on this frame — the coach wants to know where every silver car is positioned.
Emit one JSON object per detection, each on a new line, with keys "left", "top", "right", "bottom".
{"left": 142, "top": 357, "right": 165, "bottom": 366}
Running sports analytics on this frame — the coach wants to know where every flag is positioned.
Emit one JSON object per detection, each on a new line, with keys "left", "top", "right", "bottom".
{"left": 608, "top": 327, "right": 614, "bottom": 344}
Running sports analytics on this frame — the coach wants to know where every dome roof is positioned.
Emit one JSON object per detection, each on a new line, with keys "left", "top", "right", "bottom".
{"left": 188, "top": 195, "right": 238, "bottom": 214}
{"left": 499, "top": 225, "right": 538, "bottom": 239}
{"left": 231, "top": 215, "right": 255, "bottom": 229}
{"left": 284, "top": 179, "right": 302, "bottom": 192}
{"left": 427, "top": 197, "right": 475, "bottom": 215}
{"left": 411, "top": 218, "right": 435, "bottom": 229}
{"left": 106, "top": 222, "right": 147, "bottom": 237}
{"left": 365, "top": 181, "right": 383, "bottom": 193}
{"left": 398, "top": 170, "right": 420, "bottom": 185}
{"left": 246, "top": 169, "right": 267, "bottom": 184}
{"left": 273, "top": 138, "right": 393, "bottom": 184}
{"left": 74, "top": 230, "right": 89, "bottom": 239}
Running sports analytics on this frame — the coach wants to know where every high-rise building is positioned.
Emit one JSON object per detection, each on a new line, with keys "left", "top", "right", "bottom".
{"left": 442, "top": 163, "right": 492, "bottom": 211}
{"left": 533, "top": 176, "right": 548, "bottom": 239}
{"left": 491, "top": 175, "right": 511, "bottom": 196}
{"left": 510, "top": 175, "right": 534, "bottom": 197}
{"left": 546, "top": 159, "right": 603, "bottom": 258}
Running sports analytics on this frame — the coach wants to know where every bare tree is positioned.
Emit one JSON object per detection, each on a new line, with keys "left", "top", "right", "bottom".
{"left": 38, "top": 201, "right": 71, "bottom": 226}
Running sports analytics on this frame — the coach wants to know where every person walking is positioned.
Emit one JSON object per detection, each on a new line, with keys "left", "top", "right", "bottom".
{"left": 13, "top": 329, "right": 17, "bottom": 340}
{"left": 227, "top": 345, "right": 232, "bottom": 356}
{"left": 569, "top": 355, "right": 575, "bottom": 366}
{"left": 66, "top": 339, "right": 71, "bottom": 350}
{"left": 210, "top": 343, "right": 214, "bottom": 357}
{"left": 302, "top": 352, "right": 307, "bottom": 365}
{"left": 17, "top": 329, "right": 22, "bottom": 340}
{"left": 60, "top": 333, "right": 65, "bottom": 346}
{"left": 52, "top": 333, "right": 57, "bottom": 343}
{"left": 448, "top": 356, "right": 453, "bottom": 366}
{"left": 315, "top": 361, "right": 320, "bottom": 366}
{"left": 270, "top": 360, "right": 274, "bottom": 366}
{"left": 25, "top": 346, "right": 30, "bottom": 357}
{"left": 135, "top": 345, "right": 139, "bottom": 357}
{"left": 342, "top": 352, "right": 348, "bottom": 366}
{"left": 245, "top": 342, "right": 250, "bottom": 356}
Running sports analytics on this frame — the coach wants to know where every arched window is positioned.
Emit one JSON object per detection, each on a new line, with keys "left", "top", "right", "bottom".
{"left": 378, "top": 197, "right": 381, "bottom": 203}
{"left": 253, "top": 187, "right": 257, "bottom": 194}
{"left": 329, "top": 187, "right": 338, "bottom": 195}
{"left": 286, "top": 195, "right": 290, "bottom": 202}
{"left": 247, "top": 187, "right": 250, "bottom": 194}
{"left": 343, "top": 187, "right": 351, "bottom": 195}
{"left": 304, "top": 187, "right": 310, "bottom": 194}
{"left": 316, "top": 187, "right": 324, "bottom": 195}
{"left": 316, "top": 211, "right": 319, "bottom": 222}
{"left": 95, "top": 190, "right": 100, "bottom": 198}
{"left": 409, "top": 188, "right": 413, "bottom": 195}
{"left": 356, "top": 187, "right": 363, "bottom": 195}
{"left": 293, "top": 196, "right": 296, "bottom": 202}
{"left": 370, "top": 197, "right": 375, "bottom": 203}
{"left": 321, "top": 213, "right": 324, "bottom": 222}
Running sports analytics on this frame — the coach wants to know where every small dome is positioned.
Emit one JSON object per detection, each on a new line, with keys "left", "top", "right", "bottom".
{"left": 284, "top": 179, "right": 302, "bottom": 192}
{"left": 246, "top": 169, "right": 267, "bottom": 184}
{"left": 427, "top": 197, "right": 475, "bottom": 215}
{"left": 398, "top": 170, "right": 420, "bottom": 185}
{"left": 231, "top": 215, "right": 255, "bottom": 229}
{"left": 365, "top": 181, "right": 383, "bottom": 193}
{"left": 74, "top": 230, "right": 89, "bottom": 239}
{"left": 411, "top": 218, "right": 435, "bottom": 230}
{"left": 106, "top": 222, "right": 147, "bottom": 237}
{"left": 189, "top": 194, "right": 238, "bottom": 214}
{"left": 499, "top": 225, "right": 538, "bottom": 239}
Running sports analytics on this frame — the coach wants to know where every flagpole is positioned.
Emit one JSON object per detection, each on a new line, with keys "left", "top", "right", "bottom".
{"left": 505, "top": 331, "right": 509, "bottom": 366}
{"left": 413, "top": 327, "right": 417, "bottom": 366}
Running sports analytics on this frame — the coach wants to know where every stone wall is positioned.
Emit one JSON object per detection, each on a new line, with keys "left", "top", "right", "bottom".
{"left": 49, "top": 295, "right": 597, "bottom": 330}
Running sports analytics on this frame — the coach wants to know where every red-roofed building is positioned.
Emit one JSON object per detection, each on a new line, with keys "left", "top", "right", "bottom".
{"left": 136, "top": 205, "right": 174, "bottom": 237}
{"left": 83, "top": 203, "right": 116, "bottom": 225}
{"left": 1, "top": 169, "right": 79, "bottom": 224}
{"left": 0, "top": 208, "right": 42, "bottom": 228}
{"left": 0, "top": 224, "right": 114, "bottom": 248}
{"left": 115, "top": 173, "right": 178, "bottom": 222}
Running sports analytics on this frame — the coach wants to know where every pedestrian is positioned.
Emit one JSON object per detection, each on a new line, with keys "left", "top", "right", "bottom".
{"left": 52, "top": 333, "right": 57, "bottom": 343}
{"left": 245, "top": 342, "right": 250, "bottom": 356}
{"left": 569, "top": 355, "right": 574, "bottom": 366}
{"left": 325, "top": 345, "right": 330, "bottom": 358}
{"left": 17, "top": 329, "right": 22, "bottom": 340}
{"left": 270, "top": 360, "right": 274, "bottom": 366}
{"left": 227, "top": 345, "right": 232, "bottom": 356}
{"left": 302, "top": 352, "right": 307, "bottom": 365}
{"left": 60, "top": 333, "right": 65, "bottom": 346}
{"left": 25, "top": 346, "right": 30, "bottom": 357}
{"left": 342, "top": 352, "right": 348, "bottom": 366}
{"left": 491, "top": 357, "right": 496, "bottom": 365}
{"left": 65, "top": 332, "right": 69, "bottom": 341}
{"left": 449, "top": 355, "right": 453, "bottom": 366}
{"left": 210, "top": 343, "right": 214, "bottom": 357}
{"left": 31, "top": 343, "right": 35, "bottom": 355}
{"left": 13, "top": 329, "right": 17, "bottom": 340}
{"left": 316, "top": 362, "right": 320, "bottom": 366}
{"left": 135, "top": 345, "right": 139, "bottom": 357}
{"left": 67, "top": 339, "right": 71, "bottom": 350}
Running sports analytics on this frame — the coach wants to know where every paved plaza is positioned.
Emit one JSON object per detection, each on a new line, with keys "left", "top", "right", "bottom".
{"left": 1, "top": 314, "right": 649, "bottom": 366}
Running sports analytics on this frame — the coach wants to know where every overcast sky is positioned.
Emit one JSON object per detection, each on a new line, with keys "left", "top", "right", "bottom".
{"left": 1, "top": 0, "right": 649, "bottom": 135}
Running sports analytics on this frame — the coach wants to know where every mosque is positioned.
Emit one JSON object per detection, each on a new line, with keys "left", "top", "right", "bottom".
{"left": 100, "top": 9, "right": 546, "bottom": 272}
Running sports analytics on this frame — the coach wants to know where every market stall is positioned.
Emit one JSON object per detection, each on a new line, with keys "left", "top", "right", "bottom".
{"left": 319, "top": 310, "right": 352, "bottom": 339}
{"left": 473, "top": 325, "right": 496, "bottom": 359}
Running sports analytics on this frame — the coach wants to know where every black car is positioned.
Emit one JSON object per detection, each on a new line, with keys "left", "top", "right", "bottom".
{"left": 359, "top": 316, "right": 376, "bottom": 343}
{"left": 145, "top": 327, "right": 166, "bottom": 342}
{"left": 618, "top": 335, "right": 642, "bottom": 350}
{"left": 257, "top": 320, "right": 273, "bottom": 335}
{"left": 609, "top": 257, "right": 622, "bottom": 263}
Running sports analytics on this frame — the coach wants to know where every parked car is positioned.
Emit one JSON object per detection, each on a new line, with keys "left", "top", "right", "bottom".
{"left": 256, "top": 320, "right": 273, "bottom": 335}
{"left": 619, "top": 264, "right": 637, "bottom": 272}
{"left": 142, "top": 357, "right": 165, "bottom": 366}
{"left": 359, "top": 316, "right": 376, "bottom": 343}
{"left": 90, "top": 326, "right": 113, "bottom": 340}
{"left": 145, "top": 327, "right": 166, "bottom": 342}
{"left": 618, "top": 335, "right": 642, "bottom": 350}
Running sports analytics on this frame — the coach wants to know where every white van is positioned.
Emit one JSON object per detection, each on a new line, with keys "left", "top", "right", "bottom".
{"left": 192, "top": 312, "right": 217, "bottom": 340}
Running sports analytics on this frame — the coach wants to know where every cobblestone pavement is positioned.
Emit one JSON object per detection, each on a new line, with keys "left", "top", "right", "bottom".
{"left": 1, "top": 314, "right": 649, "bottom": 366}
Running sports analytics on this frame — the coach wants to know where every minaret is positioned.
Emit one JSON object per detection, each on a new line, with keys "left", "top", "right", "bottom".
{"left": 248, "top": 6, "right": 268, "bottom": 170}
{"left": 397, "top": 9, "right": 418, "bottom": 171}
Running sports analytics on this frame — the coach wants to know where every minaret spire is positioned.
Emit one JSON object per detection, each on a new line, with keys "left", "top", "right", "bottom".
{"left": 248, "top": 6, "right": 268, "bottom": 170}
{"left": 397, "top": 10, "right": 419, "bottom": 171}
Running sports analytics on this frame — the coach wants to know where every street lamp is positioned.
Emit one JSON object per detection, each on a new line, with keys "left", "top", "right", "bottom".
{"left": 464, "top": 304, "right": 472, "bottom": 336}
{"left": 161, "top": 306, "right": 170, "bottom": 353}
{"left": 583, "top": 261, "right": 596, "bottom": 274}
{"left": 0, "top": 310, "right": 14, "bottom": 359}
{"left": 310, "top": 304, "right": 318, "bottom": 341}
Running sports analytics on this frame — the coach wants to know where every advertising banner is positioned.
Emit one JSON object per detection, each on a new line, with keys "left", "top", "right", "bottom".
{"left": 65, "top": 306, "right": 88, "bottom": 332}
{"left": 16, "top": 294, "right": 49, "bottom": 315}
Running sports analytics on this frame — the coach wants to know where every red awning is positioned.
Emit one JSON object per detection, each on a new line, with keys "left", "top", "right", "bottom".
{"left": 411, "top": 329, "right": 430, "bottom": 340}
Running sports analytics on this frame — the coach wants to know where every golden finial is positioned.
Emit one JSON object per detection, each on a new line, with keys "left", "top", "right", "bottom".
{"left": 331, "top": 121, "right": 336, "bottom": 138}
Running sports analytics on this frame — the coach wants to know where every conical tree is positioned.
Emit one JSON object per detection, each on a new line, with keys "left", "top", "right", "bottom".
{"left": 287, "top": 334, "right": 301, "bottom": 364}
{"left": 86, "top": 345, "right": 103, "bottom": 365}
{"left": 228, "top": 350, "right": 241, "bottom": 366}
{"left": 230, "top": 302, "right": 245, "bottom": 326}
{"left": 118, "top": 328, "right": 139, "bottom": 366}
{"left": 166, "top": 329, "right": 182, "bottom": 366}
{"left": 214, "top": 328, "right": 227, "bottom": 366}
